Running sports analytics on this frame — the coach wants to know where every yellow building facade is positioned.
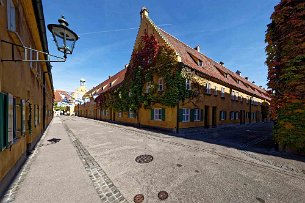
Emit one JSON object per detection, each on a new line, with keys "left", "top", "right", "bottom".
{"left": 0, "top": 0, "right": 53, "bottom": 195}
{"left": 78, "top": 8, "right": 270, "bottom": 133}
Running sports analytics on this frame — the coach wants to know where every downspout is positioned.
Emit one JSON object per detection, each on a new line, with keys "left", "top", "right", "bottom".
{"left": 176, "top": 101, "right": 179, "bottom": 133}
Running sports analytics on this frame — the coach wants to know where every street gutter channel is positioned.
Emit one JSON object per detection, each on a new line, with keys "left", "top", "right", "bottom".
{"left": 62, "top": 120, "right": 128, "bottom": 203}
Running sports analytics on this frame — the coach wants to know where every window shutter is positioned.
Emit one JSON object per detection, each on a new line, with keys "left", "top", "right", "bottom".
{"left": 219, "top": 111, "right": 222, "bottom": 120}
{"left": 190, "top": 109, "right": 194, "bottom": 122}
{"left": 178, "top": 109, "right": 183, "bottom": 122}
{"left": 162, "top": 108, "right": 165, "bottom": 121}
{"left": 34, "top": 105, "right": 36, "bottom": 126}
{"left": 200, "top": 109, "right": 204, "bottom": 121}
{"left": 0, "top": 93, "right": 5, "bottom": 149}
{"left": 151, "top": 109, "right": 154, "bottom": 120}
{"left": 224, "top": 111, "right": 227, "bottom": 120}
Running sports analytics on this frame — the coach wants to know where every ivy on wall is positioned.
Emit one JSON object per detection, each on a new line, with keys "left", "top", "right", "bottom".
{"left": 266, "top": 0, "right": 305, "bottom": 152}
{"left": 98, "top": 31, "right": 198, "bottom": 112}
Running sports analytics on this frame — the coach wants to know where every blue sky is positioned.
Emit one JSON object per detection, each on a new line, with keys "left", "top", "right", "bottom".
{"left": 43, "top": 0, "right": 280, "bottom": 92}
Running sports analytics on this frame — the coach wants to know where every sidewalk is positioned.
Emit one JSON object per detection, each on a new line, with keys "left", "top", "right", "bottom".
{"left": 1, "top": 117, "right": 101, "bottom": 203}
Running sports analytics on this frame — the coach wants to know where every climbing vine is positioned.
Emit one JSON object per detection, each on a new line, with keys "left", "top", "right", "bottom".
{"left": 265, "top": 0, "right": 305, "bottom": 153}
{"left": 99, "top": 31, "right": 197, "bottom": 112}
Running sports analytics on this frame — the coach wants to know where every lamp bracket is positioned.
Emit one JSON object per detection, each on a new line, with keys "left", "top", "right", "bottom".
{"left": 1, "top": 40, "right": 66, "bottom": 62}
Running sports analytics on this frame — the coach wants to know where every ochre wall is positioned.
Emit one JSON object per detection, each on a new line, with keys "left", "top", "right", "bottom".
{"left": 0, "top": 0, "right": 53, "bottom": 184}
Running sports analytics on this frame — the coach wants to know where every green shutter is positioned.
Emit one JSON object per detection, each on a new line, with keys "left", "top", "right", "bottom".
{"left": 151, "top": 109, "right": 154, "bottom": 120}
{"left": 190, "top": 109, "right": 194, "bottom": 122}
{"left": 162, "top": 108, "right": 165, "bottom": 121}
{"left": 201, "top": 109, "right": 204, "bottom": 121}
{"left": 0, "top": 93, "right": 9, "bottom": 149}
{"left": 0, "top": 93, "right": 4, "bottom": 149}
{"left": 178, "top": 109, "right": 183, "bottom": 122}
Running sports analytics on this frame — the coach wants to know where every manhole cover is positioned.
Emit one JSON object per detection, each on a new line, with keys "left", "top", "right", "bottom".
{"left": 135, "top": 155, "right": 153, "bottom": 164}
{"left": 134, "top": 194, "right": 144, "bottom": 203}
{"left": 158, "top": 191, "right": 168, "bottom": 200}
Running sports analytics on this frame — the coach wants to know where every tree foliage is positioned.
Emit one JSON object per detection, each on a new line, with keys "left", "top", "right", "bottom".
{"left": 266, "top": 0, "right": 305, "bottom": 152}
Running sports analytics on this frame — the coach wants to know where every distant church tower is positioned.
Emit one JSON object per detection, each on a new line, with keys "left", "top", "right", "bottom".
{"left": 80, "top": 78, "right": 86, "bottom": 87}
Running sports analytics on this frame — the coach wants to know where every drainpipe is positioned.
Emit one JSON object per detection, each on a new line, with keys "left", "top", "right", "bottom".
{"left": 176, "top": 100, "right": 179, "bottom": 133}
{"left": 249, "top": 96, "right": 252, "bottom": 124}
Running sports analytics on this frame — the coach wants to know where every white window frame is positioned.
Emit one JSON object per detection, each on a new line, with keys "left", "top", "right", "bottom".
{"left": 221, "top": 87, "right": 225, "bottom": 97}
{"left": 7, "top": 0, "right": 16, "bottom": 32}
{"left": 182, "top": 108, "right": 190, "bottom": 122}
{"left": 194, "top": 108, "right": 200, "bottom": 121}
{"left": 214, "top": 86, "right": 217, "bottom": 95}
{"left": 145, "top": 82, "right": 151, "bottom": 93}
{"left": 129, "top": 109, "right": 135, "bottom": 118}
{"left": 230, "top": 111, "right": 234, "bottom": 120}
{"left": 185, "top": 79, "right": 191, "bottom": 90}
{"left": 206, "top": 83, "right": 211, "bottom": 94}
{"left": 235, "top": 112, "right": 239, "bottom": 120}
{"left": 158, "top": 78, "right": 164, "bottom": 91}
{"left": 154, "top": 108, "right": 162, "bottom": 120}
{"left": 220, "top": 111, "right": 226, "bottom": 120}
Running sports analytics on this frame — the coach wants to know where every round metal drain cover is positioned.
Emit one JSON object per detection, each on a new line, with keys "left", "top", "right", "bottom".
{"left": 134, "top": 194, "right": 144, "bottom": 203}
{"left": 135, "top": 154, "right": 153, "bottom": 164}
{"left": 158, "top": 191, "right": 168, "bottom": 200}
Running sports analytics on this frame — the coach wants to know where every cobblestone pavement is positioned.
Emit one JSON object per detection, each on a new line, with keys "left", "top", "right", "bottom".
{"left": 61, "top": 116, "right": 305, "bottom": 203}
{"left": 63, "top": 123, "right": 128, "bottom": 203}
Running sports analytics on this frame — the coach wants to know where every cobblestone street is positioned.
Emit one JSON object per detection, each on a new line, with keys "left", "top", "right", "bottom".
{"left": 3, "top": 116, "right": 305, "bottom": 203}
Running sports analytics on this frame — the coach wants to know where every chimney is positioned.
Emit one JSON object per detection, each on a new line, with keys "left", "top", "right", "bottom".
{"left": 245, "top": 77, "right": 248, "bottom": 80}
{"left": 219, "top": 61, "right": 224, "bottom": 66}
{"left": 252, "top": 81, "right": 255, "bottom": 84}
{"left": 236, "top": 70, "right": 241, "bottom": 76}
{"left": 125, "top": 64, "right": 128, "bottom": 69}
{"left": 140, "top": 7, "right": 149, "bottom": 19}
{"left": 259, "top": 85, "right": 262, "bottom": 88}
{"left": 109, "top": 75, "right": 111, "bottom": 79}
{"left": 194, "top": 45, "right": 200, "bottom": 52}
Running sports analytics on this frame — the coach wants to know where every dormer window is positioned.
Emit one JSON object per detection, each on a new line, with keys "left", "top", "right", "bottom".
{"left": 198, "top": 60, "right": 203, "bottom": 66}
{"left": 214, "top": 86, "right": 218, "bottom": 96}
{"left": 109, "top": 82, "right": 112, "bottom": 87}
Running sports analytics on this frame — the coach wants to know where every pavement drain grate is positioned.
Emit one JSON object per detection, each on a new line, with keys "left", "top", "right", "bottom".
{"left": 195, "top": 170, "right": 199, "bottom": 173}
{"left": 158, "top": 191, "right": 169, "bottom": 200}
{"left": 134, "top": 194, "right": 144, "bottom": 203}
{"left": 135, "top": 154, "right": 153, "bottom": 164}
{"left": 176, "top": 164, "right": 182, "bottom": 167}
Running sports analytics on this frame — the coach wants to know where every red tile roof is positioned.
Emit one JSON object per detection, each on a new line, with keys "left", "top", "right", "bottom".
{"left": 157, "top": 27, "right": 270, "bottom": 101}
{"left": 54, "top": 90, "right": 72, "bottom": 102}
{"left": 83, "top": 68, "right": 127, "bottom": 102}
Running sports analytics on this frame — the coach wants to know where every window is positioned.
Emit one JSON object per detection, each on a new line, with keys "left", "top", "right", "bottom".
{"left": 194, "top": 108, "right": 200, "bottom": 121}
{"left": 206, "top": 83, "right": 211, "bottom": 94}
{"left": 21, "top": 100, "right": 25, "bottom": 134}
{"left": 240, "top": 95, "right": 243, "bottom": 102}
{"left": 182, "top": 108, "right": 190, "bottom": 122}
{"left": 221, "top": 87, "right": 225, "bottom": 97}
{"left": 185, "top": 79, "right": 191, "bottom": 90}
{"left": 214, "top": 86, "right": 218, "bottom": 96}
{"left": 129, "top": 109, "right": 135, "bottom": 118}
{"left": 154, "top": 108, "right": 162, "bottom": 120}
{"left": 246, "top": 96, "right": 249, "bottom": 104}
{"left": 7, "top": 0, "right": 16, "bottom": 31}
{"left": 220, "top": 111, "right": 226, "bottom": 120}
{"left": 235, "top": 112, "right": 239, "bottom": 120}
{"left": 146, "top": 82, "right": 151, "bottom": 93}
{"left": 158, "top": 78, "right": 164, "bottom": 91}
{"left": 236, "top": 92, "right": 239, "bottom": 101}
{"left": 118, "top": 112, "right": 122, "bottom": 118}
{"left": 106, "top": 110, "right": 109, "bottom": 116}
{"left": 198, "top": 60, "right": 203, "bottom": 66}
{"left": 230, "top": 111, "right": 234, "bottom": 120}
{"left": 231, "top": 90, "right": 235, "bottom": 100}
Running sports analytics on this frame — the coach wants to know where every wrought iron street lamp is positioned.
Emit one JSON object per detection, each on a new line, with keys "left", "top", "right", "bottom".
{"left": 48, "top": 16, "right": 79, "bottom": 59}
